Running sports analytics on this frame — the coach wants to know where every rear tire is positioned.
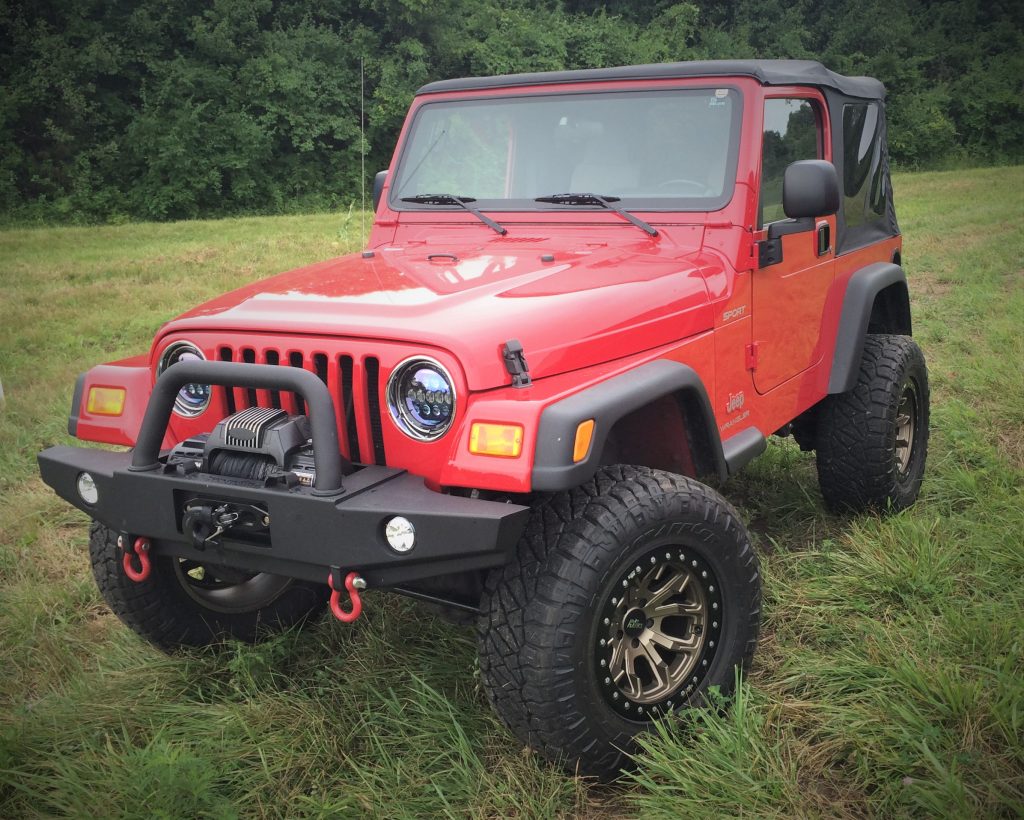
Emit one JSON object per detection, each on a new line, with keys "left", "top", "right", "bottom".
{"left": 89, "top": 521, "right": 327, "bottom": 652}
{"left": 477, "top": 465, "right": 761, "bottom": 778}
{"left": 815, "top": 334, "right": 929, "bottom": 512}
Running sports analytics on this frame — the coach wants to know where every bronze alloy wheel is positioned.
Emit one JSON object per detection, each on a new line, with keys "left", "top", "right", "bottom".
{"left": 894, "top": 379, "right": 918, "bottom": 475}
{"left": 594, "top": 544, "right": 721, "bottom": 721}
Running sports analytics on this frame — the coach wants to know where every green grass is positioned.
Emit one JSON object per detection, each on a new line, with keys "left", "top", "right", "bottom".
{"left": 1, "top": 167, "right": 1022, "bottom": 817}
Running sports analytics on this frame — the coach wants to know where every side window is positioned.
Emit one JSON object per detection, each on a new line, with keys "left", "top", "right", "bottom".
{"left": 759, "top": 98, "right": 822, "bottom": 227}
{"left": 842, "top": 102, "right": 887, "bottom": 228}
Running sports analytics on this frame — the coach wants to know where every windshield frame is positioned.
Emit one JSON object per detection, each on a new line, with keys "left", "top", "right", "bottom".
{"left": 388, "top": 84, "right": 744, "bottom": 214}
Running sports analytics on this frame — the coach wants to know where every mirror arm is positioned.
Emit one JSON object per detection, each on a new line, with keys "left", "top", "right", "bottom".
{"left": 766, "top": 217, "right": 815, "bottom": 241}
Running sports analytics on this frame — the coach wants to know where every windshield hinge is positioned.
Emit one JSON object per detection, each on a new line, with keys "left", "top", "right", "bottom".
{"left": 502, "top": 339, "right": 531, "bottom": 388}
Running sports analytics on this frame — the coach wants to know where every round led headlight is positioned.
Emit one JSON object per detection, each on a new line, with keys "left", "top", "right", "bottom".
{"left": 386, "top": 357, "right": 456, "bottom": 441}
{"left": 157, "top": 340, "right": 211, "bottom": 417}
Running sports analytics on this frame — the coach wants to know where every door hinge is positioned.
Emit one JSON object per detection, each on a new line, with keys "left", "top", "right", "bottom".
{"left": 745, "top": 342, "right": 760, "bottom": 371}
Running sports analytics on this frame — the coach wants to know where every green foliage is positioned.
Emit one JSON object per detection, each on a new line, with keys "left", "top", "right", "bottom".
{"left": 0, "top": 0, "right": 1021, "bottom": 222}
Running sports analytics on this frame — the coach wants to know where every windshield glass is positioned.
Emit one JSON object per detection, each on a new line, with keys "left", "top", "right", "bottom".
{"left": 390, "top": 87, "right": 742, "bottom": 211}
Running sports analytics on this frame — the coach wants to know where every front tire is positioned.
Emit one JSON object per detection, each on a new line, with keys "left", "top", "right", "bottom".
{"left": 89, "top": 521, "right": 327, "bottom": 652}
{"left": 478, "top": 466, "right": 761, "bottom": 778}
{"left": 815, "top": 334, "right": 930, "bottom": 512}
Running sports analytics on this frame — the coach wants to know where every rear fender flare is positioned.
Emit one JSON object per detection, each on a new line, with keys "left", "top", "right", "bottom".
{"left": 829, "top": 262, "right": 911, "bottom": 394}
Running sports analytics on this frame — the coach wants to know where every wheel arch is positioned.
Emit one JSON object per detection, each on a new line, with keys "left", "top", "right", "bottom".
{"left": 828, "top": 261, "right": 912, "bottom": 394}
{"left": 531, "top": 360, "right": 727, "bottom": 491}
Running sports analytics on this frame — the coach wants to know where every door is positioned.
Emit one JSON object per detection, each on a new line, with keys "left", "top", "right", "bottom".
{"left": 752, "top": 95, "right": 835, "bottom": 394}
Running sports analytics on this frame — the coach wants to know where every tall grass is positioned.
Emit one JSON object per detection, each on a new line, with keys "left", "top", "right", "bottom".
{"left": 1, "top": 167, "right": 1021, "bottom": 817}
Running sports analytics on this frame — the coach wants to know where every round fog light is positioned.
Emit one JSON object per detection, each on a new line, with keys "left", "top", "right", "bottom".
{"left": 77, "top": 472, "right": 99, "bottom": 505}
{"left": 384, "top": 516, "right": 415, "bottom": 552}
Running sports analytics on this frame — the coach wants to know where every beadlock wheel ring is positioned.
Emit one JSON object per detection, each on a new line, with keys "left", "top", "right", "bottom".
{"left": 594, "top": 543, "right": 722, "bottom": 721}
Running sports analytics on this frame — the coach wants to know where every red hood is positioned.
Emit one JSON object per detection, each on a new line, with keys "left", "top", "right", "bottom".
{"left": 159, "top": 232, "right": 719, "bottom": 390}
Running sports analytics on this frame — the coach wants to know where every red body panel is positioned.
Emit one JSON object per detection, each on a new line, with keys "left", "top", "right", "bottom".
{"left": 70, "top": 75, "right": 901, "bottom": 493}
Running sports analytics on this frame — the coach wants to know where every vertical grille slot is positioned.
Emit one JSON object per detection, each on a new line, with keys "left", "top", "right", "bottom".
{"left": 241, "top": 348, "right": 257, "bottom": 406}
{"left": 288, "top": 352, "right": 307, "bottom": 415}
{"left": 339, "top": 355, "right": 360, "bottom": 463}
{"left": 365, "top": 356, "right": 387, "bottom": 466}
{"left": 218, "top": 346, "right": 236, "bottom": 414}
{"left": 313, "top": 353, "right": 328, "bottom": 385}
{"left": 265, "top": 350, "right": 282, "bottom": 408}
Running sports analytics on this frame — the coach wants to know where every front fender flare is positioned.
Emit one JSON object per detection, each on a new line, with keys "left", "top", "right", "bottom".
{"left": 531, "top": 360, "right": 727, "bottom": 491}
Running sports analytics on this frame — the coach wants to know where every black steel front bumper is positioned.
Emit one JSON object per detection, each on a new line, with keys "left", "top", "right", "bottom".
{"left": 38, "top": 361, "right": 530, "bottom": 587}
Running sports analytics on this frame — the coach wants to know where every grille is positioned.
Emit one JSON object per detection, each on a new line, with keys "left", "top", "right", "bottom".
{"left": 217, "top": 345, "right": 386, "bottom": 465}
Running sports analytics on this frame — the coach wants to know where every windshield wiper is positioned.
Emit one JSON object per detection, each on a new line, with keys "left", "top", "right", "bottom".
{"left": 400, "top": 194, "right": 507, "bottom": 235}
{"left": 534, "top": 193, "right": 658, "bottom": 237}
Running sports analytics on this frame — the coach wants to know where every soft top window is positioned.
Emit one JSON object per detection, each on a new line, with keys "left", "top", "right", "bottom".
{"left": 840, "top": 101, "right": 891, "bottom": 247}
{"left": 390, "top": 88, "right": 742, "bottom": 212}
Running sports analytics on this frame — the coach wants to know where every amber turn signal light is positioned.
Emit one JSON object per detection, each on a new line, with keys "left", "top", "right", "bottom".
{"left": 573, "top": 419, "right": 595, "bottom": 463}
{"left": 469, "top": 422, "right": 524, "bottom": 458}
{"left": 86, "top": 386, "right": 126, "bottom": 416}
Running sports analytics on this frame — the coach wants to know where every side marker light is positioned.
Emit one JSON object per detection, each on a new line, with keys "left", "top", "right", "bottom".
{"left": 573, "top": 419, "right": 596, "bottom": 463}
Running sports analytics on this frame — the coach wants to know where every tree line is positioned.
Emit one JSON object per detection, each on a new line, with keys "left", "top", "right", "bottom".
{"left": 1, "top": 0, "right": 1020, "bottom": 223}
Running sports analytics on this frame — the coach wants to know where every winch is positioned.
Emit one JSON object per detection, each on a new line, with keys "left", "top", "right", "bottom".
{"left": 168, "top": 407, "right": 332, "bottom": 486}
{"left": 166, "top": 407, "right": 351, "bottom": 548}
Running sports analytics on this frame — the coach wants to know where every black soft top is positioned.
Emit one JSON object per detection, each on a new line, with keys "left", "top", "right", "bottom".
{"left": 417, "top": 59, "right": 885, "bottom": 100}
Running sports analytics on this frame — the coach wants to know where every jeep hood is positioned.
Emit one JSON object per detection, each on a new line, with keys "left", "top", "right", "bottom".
{"left": 161, "top": 235, "right": 719, "bottom": 390}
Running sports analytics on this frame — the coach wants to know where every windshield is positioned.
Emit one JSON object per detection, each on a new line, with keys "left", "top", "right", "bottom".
{"left": 390, "top": 87, "right": 742, "bottom": 211}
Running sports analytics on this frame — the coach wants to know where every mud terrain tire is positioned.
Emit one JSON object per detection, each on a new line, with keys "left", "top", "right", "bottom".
{"left": 90, "top": 521, "right": 327, "bottom": 652}
{"left": 478, "top": 465, "right": 761, "bottom": 778}
{"left": 816, "top": 334, "right": 929, "bottom": 512}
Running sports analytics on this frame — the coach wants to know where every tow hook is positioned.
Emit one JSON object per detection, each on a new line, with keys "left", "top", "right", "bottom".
{"left": 328, "top": 567, "right": 366, "bottom": 623}
{"left": 119, "top": 535, "right": 152, "bottom": 582}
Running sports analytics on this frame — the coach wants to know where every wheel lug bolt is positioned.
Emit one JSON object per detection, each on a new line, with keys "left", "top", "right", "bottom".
{"left": 605, "top": 677, "right": 611, "bottom": 685}
{"left": 701, "top": 570, "right": 707, "bottom": 578}
{"left": 650, "top": 556, "right": 656, "bottom": 564}
{"left": 604, "top": 617, "right": 610, "bottom": 625}
{"left": 600, "top": 659, "right": 607, "bottom": 667}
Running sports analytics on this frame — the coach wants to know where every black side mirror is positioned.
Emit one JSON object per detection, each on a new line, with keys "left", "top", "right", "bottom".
{"left": 372, "top": 170, "right": 388, "bottom": 211}
{"left": 783, "top": 160, "right": 840, "bottom": 219}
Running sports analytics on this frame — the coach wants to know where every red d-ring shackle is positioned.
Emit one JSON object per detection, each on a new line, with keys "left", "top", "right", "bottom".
{"left": 328, "top": 571, "right": 364, "bottom": 622}
{"left": 122, "top": 536, "right": 152, "bottom": 582}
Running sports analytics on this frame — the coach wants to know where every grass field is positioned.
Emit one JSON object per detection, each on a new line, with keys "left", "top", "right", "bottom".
{"left": 1, "top": 167, "right": 1022, "bottom": 818}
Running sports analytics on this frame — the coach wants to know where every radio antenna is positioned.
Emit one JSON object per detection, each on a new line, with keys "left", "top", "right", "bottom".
{"left": 360, "top": 57, "right": 366, "bottom": 247}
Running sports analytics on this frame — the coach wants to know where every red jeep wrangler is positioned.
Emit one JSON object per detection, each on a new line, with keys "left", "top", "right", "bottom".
{"left": 39, "top": 60, "right": 928, "bottom": 776}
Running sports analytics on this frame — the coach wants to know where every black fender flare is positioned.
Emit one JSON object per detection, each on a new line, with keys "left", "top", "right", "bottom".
{"left": 531, "top": 360, "right": 728, "bottom": 491}
{"left": 828, "top": 262, "right": 910, "bottom": 394}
